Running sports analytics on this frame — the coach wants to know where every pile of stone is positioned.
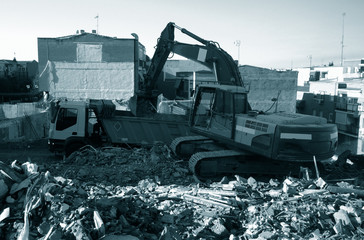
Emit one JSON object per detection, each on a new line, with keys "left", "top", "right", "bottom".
{"left": 0, "top": 145, "right": 364, "bottom": 239}
{"left": 59, "top": 144, "right": 192, "bottom": 186}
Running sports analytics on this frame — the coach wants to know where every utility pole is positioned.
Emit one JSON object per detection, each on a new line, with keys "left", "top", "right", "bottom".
{"left": 234, "top": 40, "right": 241, "bottom": 65}
{"left": 340, "top": 12, "right": 345, "bottom": 67}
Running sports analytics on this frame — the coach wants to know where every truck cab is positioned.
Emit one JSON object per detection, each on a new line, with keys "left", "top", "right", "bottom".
{"left": 48, "top": 100, "right": 100, "bottom": 156}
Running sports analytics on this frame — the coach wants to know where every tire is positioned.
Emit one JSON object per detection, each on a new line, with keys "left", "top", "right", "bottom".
{"left": 65, "top": 142, "right": 84, "bottom": 157}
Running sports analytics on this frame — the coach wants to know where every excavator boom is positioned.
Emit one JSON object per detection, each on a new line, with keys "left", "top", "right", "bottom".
{"left": 139, "top": 22, "right": 244, "bottom": 98}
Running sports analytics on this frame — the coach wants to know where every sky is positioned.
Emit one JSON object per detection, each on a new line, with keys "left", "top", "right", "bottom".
{"left": 1, "top": 0, "right": 363, "bottom": 69}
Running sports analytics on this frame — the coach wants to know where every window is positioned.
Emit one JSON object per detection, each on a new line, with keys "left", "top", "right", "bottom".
{"left": 328, "top": 113, "right": 333, "bottom": 123}
{"left": 213, "top": 91, "right": 233, "bottom": 114}
{"left": 321, "top": 72, "right": 328, "bottom": 79}
{"left": 56, "top": 108, "right": 78, "bottom": 131}
{"left": 234, "top": 93, "right": 247, "bottom": 114}
{"left": 193, "top": 89, "right": 215, "bottom": 127}
{"left": 77, "top": 44, "right": 102, "bottom": 62}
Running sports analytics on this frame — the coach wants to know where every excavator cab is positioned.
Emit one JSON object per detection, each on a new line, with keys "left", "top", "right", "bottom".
{"left": 191, "top": 85, "right": 249, "bottom": 139}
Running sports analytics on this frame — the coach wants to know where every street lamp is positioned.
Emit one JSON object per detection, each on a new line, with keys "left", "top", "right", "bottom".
{"left": 340, "top": 12, "right": 346, "bottom": 67}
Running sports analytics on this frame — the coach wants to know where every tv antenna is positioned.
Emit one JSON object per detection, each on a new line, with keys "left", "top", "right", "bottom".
{"left": 95, "top": 14, "right": 99, "bottom": 34}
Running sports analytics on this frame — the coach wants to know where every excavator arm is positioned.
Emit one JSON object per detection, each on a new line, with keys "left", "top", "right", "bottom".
{"left": 140, "top": 22, "right": 244, "bottom": 96}
{"left": 133, "top": 22, "right": 245, "bottom": 116}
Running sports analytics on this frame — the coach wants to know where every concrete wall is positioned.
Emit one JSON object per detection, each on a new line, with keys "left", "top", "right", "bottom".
{"left": 309, "top": 80, "right": 339, "bottom": 95}
{"left": 0, "top": 112, "right": 48, "bottom": 142}
{"left": 309, "top": 79, "right": 364, "bottom": 99}
{"left": 38, "top": 33, "right": 146, "bottom": 97}
{"left": 295, "top": 68, "right": 310, "bottom": 87}
{"left": 314, "top": 66, "right": 344, "bottom": 82}
{"left": 239, "top": 65, "right": 298, "bottom": 113}
{"left": 38, "top": 34, "right": 140, "bottom": 70}
{"left": 0, "top": 102, "right": 44, "bottom": 119}
{"left": 164, "top": 60, "right": 210, "bottom": 75}
{"left": 39, "top": 61, "right": 134, "bottom": 100}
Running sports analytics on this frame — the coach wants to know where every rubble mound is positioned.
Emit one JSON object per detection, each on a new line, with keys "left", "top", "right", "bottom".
{"left": 0, "top": 144, "right": 364, "bottom": 239}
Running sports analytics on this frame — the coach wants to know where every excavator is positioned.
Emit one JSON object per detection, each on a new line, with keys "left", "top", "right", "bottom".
{"left": 136, "top": 22, "right": 339, "bottom": 182}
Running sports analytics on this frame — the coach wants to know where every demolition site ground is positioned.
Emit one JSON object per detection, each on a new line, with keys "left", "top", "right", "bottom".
{"left": 1, "top": 140, "right": 364, "bottom": 239}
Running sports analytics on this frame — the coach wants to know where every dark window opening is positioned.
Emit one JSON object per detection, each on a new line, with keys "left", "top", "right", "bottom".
{"left": 56, "top": 108, "right": 78, "bottom": 131}
{"left": 234, "top": 93, "right": 247, "bottom": 114}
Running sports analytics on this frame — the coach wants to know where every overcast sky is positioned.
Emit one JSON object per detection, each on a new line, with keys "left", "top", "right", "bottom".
{"left": 1, "top": 0, "right": 363, "bottom": 69}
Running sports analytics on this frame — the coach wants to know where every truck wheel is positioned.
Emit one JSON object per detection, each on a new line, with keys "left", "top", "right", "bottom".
{"left": 65, "top": 142, "right": 84, "bottom": 157}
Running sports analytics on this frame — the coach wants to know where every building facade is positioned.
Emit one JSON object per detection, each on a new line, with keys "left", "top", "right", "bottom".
{"left": 38, "top": 31, "right": 146, "bottom": 100}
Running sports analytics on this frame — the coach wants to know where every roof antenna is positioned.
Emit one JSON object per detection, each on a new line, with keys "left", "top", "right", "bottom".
{"left": 95, "top": 14, "right": 99, "bottom": 34}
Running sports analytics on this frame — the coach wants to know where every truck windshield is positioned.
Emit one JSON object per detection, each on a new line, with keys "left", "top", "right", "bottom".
{"left": 50, "top": 103, "right": 60, "bottom": 124}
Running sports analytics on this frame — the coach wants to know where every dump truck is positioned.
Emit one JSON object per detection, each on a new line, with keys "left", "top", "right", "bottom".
{"left": 48, "top": 99, "right": 190, "bottom": 156}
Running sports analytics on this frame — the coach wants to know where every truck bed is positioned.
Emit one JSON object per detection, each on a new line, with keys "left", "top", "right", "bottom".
{"left": 101, "top": 115, "right": 191, "bottom": 146}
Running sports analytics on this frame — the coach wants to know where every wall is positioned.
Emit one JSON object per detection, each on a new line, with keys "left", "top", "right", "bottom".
{"left": 0, "top": 112, "right": 48, "bottom": 142}
{"left": 0, "top": 102, "right": 44, "bottom": 119}
{"left": 309, "top": 80, "right": 338, "bottom": 95}
{"left": 295, "top": 67, "right": 310, "bottom": 86}
{"left": 39, "top": 61, "right": 134, "bottom": 100}
{"left": 314, "top": 66, "right": 344, "bottom": 82}
{"left": 239, "top": 65, "right": 298, "bottom": 113}
{"left": 38, "top": 33, "right": 145, "bottom": 99}
{"left": 164, "top": 60, "right": 210, "bottom": 75}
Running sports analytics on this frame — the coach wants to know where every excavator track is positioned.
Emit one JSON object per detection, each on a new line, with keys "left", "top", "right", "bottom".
{"left": 189, "top": 150, "right": 243, "bottom": 182}
{"left": 170, "top": 135, "right": 211, "bottom": 157}
{"left": 188, "top": 150, "right": 324, "bottom": 182}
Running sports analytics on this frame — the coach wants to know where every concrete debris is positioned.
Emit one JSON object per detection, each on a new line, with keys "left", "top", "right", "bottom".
{"left": 0, "top": 144, "right": 364, "bottom": 239}
{"left": 0, "top": 179, "right": 8, "bottom": 199}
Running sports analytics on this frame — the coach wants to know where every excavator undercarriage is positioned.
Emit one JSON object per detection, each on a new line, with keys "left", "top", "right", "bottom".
{"left": 172, "top": 135, "right": 331, "bottom": 182}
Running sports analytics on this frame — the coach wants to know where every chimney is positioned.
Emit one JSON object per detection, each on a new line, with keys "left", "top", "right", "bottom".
{"left": 80, "top": 29, "right": 85, "bottom": 34}
{"left": 92, "top": 30, "right": 97, "bottom": 34}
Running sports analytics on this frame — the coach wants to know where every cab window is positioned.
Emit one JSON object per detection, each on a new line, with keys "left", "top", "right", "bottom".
{"left": 213, "top": 91, "right": 233, "bottom": 114}
{"left": 234, "top": 93, "right": 247, "bottom": 114}
{"left": 56, "top": 108, "right": 78, "bottom": 130}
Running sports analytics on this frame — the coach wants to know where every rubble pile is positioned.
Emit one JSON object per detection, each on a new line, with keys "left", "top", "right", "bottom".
{"left": 55, "top": 144, "right": 193, "bottom": 186}
{"left": 0, "top": 145, "right": 364, "bottom": 239}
